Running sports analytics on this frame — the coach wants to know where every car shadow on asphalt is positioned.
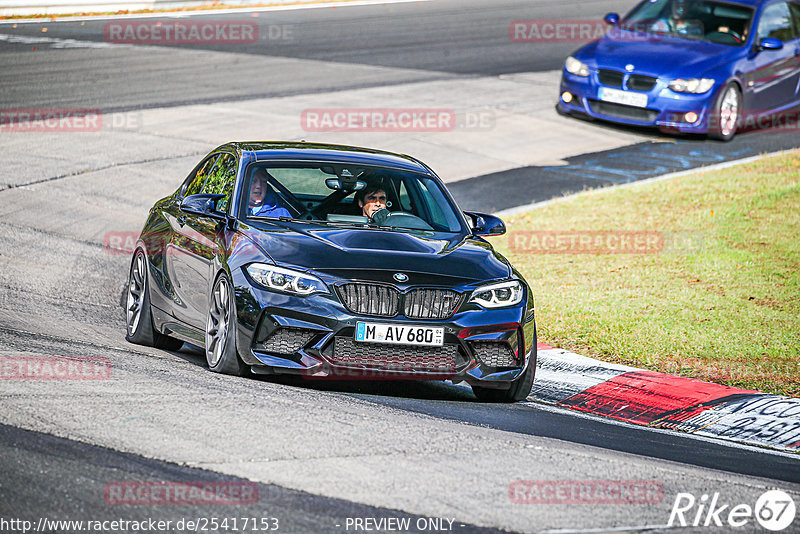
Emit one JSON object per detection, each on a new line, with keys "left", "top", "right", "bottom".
{"left": 172, "top": 342, "right": 800, "bottom": 482}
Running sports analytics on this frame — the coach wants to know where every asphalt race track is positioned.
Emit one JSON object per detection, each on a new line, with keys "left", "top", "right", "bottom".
{"left": 1, "top": 1, "right": 799, "bottom": 533}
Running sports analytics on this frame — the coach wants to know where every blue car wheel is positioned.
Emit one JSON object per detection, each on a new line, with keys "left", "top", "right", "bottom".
{"left": 709, "top": 82, "right": 741, "bottom": 142}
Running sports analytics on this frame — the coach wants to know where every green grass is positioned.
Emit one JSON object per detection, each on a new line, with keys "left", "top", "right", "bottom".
{"left": 491, "top": 151, "right": 800, "bottom": 397}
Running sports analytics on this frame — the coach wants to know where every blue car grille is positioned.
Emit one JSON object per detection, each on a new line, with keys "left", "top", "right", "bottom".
{"left": 587, "top": 100, "right": 659, "bottom": 123}
{"left": 337, "top": 283, "right": 461, "bottom": 319}
{"left": 627, "top": 74, "right": 657, "bottom": 92}
{"left": 598, "top": 69, "right": 624, "bottom": 87}
{"left": 598, "top": 70, "right": 657, "bottom": 92}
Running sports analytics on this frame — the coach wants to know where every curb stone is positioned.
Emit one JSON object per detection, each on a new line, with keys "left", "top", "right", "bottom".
{"left": 531, "top": 343, "right": 800, "bottom": 453}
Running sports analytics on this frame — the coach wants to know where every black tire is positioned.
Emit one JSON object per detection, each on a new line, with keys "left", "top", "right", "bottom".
{"left": 472, "top": 331, "right": 537, "bottom": 403}
{"left": 125, "top": 249, "right": 184, "bottom": 351}
{"left": 708, "top": 82, "right": 740, "bottom": 142}
{"left": 205, "top": 273, "right": 248, "bottom": 376}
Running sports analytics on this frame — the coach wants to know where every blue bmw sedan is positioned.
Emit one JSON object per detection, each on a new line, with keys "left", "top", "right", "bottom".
{"left": 557, "top": 0, "right": 800, "bottom": 140}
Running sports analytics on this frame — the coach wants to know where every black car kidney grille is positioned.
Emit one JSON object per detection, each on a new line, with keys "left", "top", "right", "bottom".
{"left": 331, "top": 337, "right": 457, "bottom": 373}
{"left": 405, "top": 288, "right": 461, "bottom": 319}
{"left": 626, "top": 74, "right": 657, "bottom": 92}
{"left": 337, "top": 283, "right": 400, "bottom": 317}
{"left": 337, "top": 283, "right": 461, "bottom": 319}
{"left": 470, "top": 341, "right": 517, "bottom": 367}
{"left": 598, "top": 69, "right": 624, "bottom": 87}
{"left": 256, "top": 327, "right": 318, "bottom": 355}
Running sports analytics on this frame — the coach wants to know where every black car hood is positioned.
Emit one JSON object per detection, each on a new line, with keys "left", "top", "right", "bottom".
{"left": 241, "top": 221, "right": 511, "bottom": 284}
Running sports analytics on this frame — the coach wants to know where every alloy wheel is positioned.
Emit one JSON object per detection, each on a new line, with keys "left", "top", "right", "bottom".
{"left": 718, "top": 87, "right": 739, "bottom": 137}
{"left": 206, "top": 277, "right": 230, "bottom": 367}
{"left": 126, "top": 253, "right": 145, "bottom": 335}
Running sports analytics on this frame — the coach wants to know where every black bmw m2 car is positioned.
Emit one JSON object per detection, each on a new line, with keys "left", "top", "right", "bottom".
{"left": 125, "top": 142, "right": 536, "bottom": 402}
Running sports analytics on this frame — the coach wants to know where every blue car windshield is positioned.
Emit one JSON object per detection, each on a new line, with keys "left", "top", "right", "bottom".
{"left": 242, "top": 163, "right": 466, "bottom": 234}
{"left": 622, "top": 0, "right": 754, "bottom": 46}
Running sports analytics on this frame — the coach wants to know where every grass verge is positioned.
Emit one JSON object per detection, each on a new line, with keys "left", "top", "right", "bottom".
{"left": 490, "top": 150, "right": 800, "bottom": 397}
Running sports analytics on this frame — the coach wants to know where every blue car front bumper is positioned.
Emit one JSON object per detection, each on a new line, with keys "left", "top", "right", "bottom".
{"left": 557, "top": 69, "right": 719, "bottom": 134}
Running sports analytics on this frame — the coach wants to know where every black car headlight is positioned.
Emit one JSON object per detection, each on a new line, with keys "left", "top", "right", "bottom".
{"left": 668, "top": 78, "right": 714, "bottom": 94}
{"left": 246, "top": 263, "right": 328, "bottom": 295}
{"left": 469, "top": 280, "right": 524, "bottom": 308}
{"left": 565, "top": 56, "right": 590, "bottom": 77}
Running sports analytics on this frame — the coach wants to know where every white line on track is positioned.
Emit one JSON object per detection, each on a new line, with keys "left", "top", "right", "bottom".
{"left": 0, "top": 31, "right": 125, "bottom": 47}
{"left": 0, "top": 0, "right": 430, "bottom": 24}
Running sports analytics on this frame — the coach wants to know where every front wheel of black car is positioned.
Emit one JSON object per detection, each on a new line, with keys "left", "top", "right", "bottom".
{"left": 125, "top": 249, "right": 183, "bottom": 351}
{"left": 472, "top": 338, "right": 537, "bottom": 403}
{"left": 709, "top": 82, "right": 740, "bottom": 142}
{"left": 205, "top": 273, "right": 248, "bottom": 376}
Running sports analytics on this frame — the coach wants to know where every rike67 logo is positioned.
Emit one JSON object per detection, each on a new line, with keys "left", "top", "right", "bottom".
{"left": 669, "top": 490, "right": 796, "bottom": 531}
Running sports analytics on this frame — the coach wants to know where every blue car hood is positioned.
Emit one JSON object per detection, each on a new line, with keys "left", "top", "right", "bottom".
{"left": 241, "top": 221, "right": 512, "bottom": 284}
{"left": 587, "top": 30, "right": 739, "bottom": 78}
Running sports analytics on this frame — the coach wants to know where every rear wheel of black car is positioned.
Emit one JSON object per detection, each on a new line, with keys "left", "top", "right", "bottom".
{"left": 125, "top": 249, "right": 183, "bottom": 351}
{"left": 205, "top": 273, "right": 248, "bottom": 376}
{"left": 471, "top": 333, "right": 537, "bottom": 403}
{"left": 709, "top": 82, "right": 740, "bottom": 142}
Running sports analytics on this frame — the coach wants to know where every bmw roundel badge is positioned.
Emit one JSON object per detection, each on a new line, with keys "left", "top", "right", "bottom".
{"left": 393, "top": 273, "right": 409, "bottom": 282}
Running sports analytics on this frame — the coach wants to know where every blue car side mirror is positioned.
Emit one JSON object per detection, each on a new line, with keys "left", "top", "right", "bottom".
{"left": 604, "top": 12, "right": 620, "bottom": 25}
{"left": 759, "top": 37, "right": 783, "bottom": 50}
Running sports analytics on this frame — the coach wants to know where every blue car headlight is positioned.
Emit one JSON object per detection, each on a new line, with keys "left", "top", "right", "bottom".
{"left": 246, "top": 263, "right": 328, "bottom": 295}
{"left": 469, "top": 280, "right": 524, "bottom": 308}
{"left": 565, "top": 56, "right": 590, "bottom": 77}
{"left": 668, "top": 78, "right": 715, "bottom": 94}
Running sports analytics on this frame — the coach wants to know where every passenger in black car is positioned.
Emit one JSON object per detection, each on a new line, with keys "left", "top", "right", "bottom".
{"left": 356, "top": 184, "right": 388, "bottom": 219}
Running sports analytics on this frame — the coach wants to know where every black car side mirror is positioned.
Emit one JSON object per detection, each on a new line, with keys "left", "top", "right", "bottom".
{"left": 759, "top": 37, "right": 783, "bottom": 51}
{"left": 464, "top": 211, "right": 506, "bottom": 237}
{"left": 180, "top": 193, "right": 227, "bottom": 221}
{"left": 604, "top": 12, "right": 620, "bottom": 25}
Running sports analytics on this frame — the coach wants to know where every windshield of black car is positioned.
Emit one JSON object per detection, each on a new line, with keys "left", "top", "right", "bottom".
{"left": 621, "top": 0, "right": 753, "bottom": 46}
{"left": 241, "top": 163, "right": 466, "bottom": 234}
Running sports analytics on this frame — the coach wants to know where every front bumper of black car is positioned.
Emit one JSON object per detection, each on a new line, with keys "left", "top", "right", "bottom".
{"left": 232, "top": 271, "right": 536, "bottom": 388}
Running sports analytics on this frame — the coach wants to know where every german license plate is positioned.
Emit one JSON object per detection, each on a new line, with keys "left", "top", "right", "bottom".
{"left": 355, "top": 322, "right": 444, "bottom": 347}
{"left": 598, "top": 87, "right": 648, "bottom": 108}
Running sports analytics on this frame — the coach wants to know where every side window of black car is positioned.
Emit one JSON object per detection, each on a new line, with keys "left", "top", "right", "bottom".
{"left": 182, "top": 155, "right": 218, "bottom": 198}
{"left": 758, "top": 2, "right": 795, "bottom": 41}
{"left": 202, "top": 153, "right": 238, "bottom": 213}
